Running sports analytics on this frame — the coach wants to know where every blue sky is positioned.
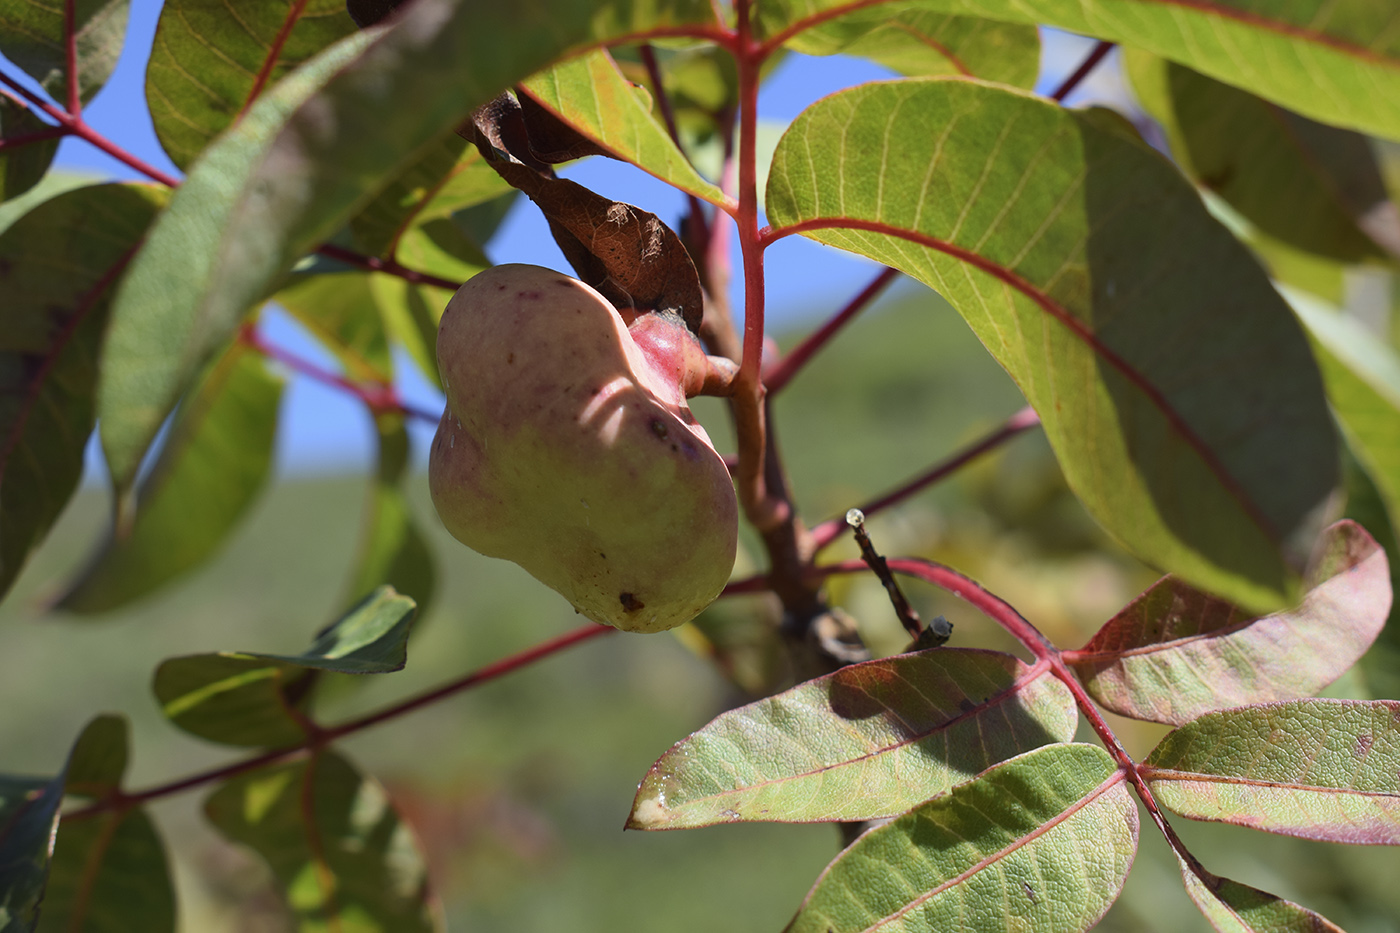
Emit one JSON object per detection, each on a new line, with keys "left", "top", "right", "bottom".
{"left": 7, "top": 2, "right": 1134, "bottom": 476}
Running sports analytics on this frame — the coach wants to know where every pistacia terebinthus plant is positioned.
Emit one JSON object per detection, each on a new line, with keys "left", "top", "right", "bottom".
{"left": 429, "top": 264, "right": 738, "bottom": 633}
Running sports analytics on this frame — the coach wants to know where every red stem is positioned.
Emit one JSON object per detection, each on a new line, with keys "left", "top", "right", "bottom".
{"left": 239, "top": 0, "right": 310, "bottom": 119}
{"left": 64, "top": 0, "right": 80, "bottom": 116}
{"left": 0, "top": 126, "right": 69, "bottom": 150}
{"left": 66, "top": 622, "right": 614, "bottom": 819}
{"left": 764, "top": 267, "right": 898, "bottom": 394}
{"left": 1050, "top": 40, "right": 1116, "bottom": 103}
{"left": 809, "top": 406, "right": 1041, "bottom": 550}
{"left": 314, "top": 242, "right": 462, "bottom": 292}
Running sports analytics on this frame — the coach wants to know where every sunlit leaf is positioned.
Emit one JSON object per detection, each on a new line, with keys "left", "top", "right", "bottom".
{"left": 273, "top": 270, "right": 394, "bottom": 383}
{"left": 1176, "top": 853, "right": 1344, "bottom": 932}
{"left": 1128, "top": 52, "right": 1399, "bottom": 262}
{"left": 204, "top": 749, "right": 441, "bottom": 931}
{"left": 766, "top": 79, "right": 1338, "bottom": 612}
{"left": 754, "top": 0, "right": 1400, "bottom": 140}
{"left": 1069, "top": 521, "right": 1391, "bottom": 725}
{"left": 97, "top": 0, "right": 718, "bottom": 497}
{"left": 339, "top": 412, "right": 436, "bottom": 618}
{"left": 0, "top": 182, "right": 166, "bottom": 603}
{"left": 0, "top": 775, "right": 64, "bottom": 932}
{"left": 786, "top": 744, "right": 1137, "bottom": 933}
{"left": 1142, "top": 699, "right": 1400, "bottom": 844}
{"left": 0, "top": 99, "right": 60, "bottom": 202}
{"left": 56, "top": 343, "right": 283, "bottom": 614}
{"left": 39, "top": 716, "right": 175, "bottom": 933}
{"left": 782, "top": 7, "right": 1039, "bottom": 88}
{"left": 0, "top": 0, "right": 129, "bottom": 105}
{"left": 154, "top": 587, "right": 417, "bottom": 746}
{"left": 520, "top": 49, "right": 729, "bottom": 206}
{"left": 630, "top": 648, "right": 1077, "bottom": 828}
{"left": 146, "top": 0, "right": 357, "bottom": 170}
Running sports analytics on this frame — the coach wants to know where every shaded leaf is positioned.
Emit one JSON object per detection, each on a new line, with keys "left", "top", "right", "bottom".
{"left": 519, "top": 49, "right": 729, "bottom": 205}
{"left": 1142, "top": 698, "right": 1400, "bottom": 844}
{"left": 0, "top": 99, "right": 60, "bottom": 202}
{"left": 340, "top": 412, "right": 436, "bottom": 616}
{"left": 273, "top": 270, "right": 394, "bottom": 383}
{"left": 629, "top": 648, "right": 1077, "bottom": 828}
{"left": 1069, "top": 520, "right": 1391, "bottom": 725}
{"left": 96, "top": 0, "right": 718, "bottom": 495}
{"left": 204, "top": 749, "right": 441, "bottom": 931}
{"left": 753, "top": 0, "right": 1400, "bottom": 140}
{"left": 146, "top": 0, "right": 358, "bottom": 170}
{"left": 56, "top": 343, "right": 283, "bottom": 614}
{"left": 0, "top": 183, "right": 166, "bottom": 604}
{"left": 1176, "top": 854, "right": 1344, "bottom": 933}
{"left": 40, "top": 716, "right": 174, "bottom": 933}
{"left": 783, "top": 7, "right": 1039, "bottom": 88}
{"left": 766, "top": 79, "right": 1339, "bottom": 612}
{"left": 98, "top": 28, "right": 379, "bottom": 498}
{"left": 0, "top": 0, "right": 129, "bottom": 105}
{"left": 348, "top": 133, "right": 511, "bottom": 259}
{"left": 1128, "top": 53, "right": 1399, "bottom": 262}
{"left": 0, "top": 776, "right": 64, "bottom": 932}
{"left": 785, "top": 744, "right": 1137, "bottom": 933}
{"left": 154, "top": 587, "right": 417, "bottom": 746}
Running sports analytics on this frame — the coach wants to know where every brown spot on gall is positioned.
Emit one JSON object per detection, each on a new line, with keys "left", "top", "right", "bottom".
{"left": 650, "top": 419, "right": 668, "bottom": 440}
{"left": 506, "top": 353, "right": 515, "bottom": 365}
{"left": 619, "top": 592, "right": 645, "bottom": 612}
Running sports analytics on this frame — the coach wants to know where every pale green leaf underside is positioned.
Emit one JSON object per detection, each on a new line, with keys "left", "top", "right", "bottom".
{"left": 766, "top": 78, "right": 1337, "bottom": 612}
{"left": 146, "top": 0, "right": 358, "bottom": 170}
{"left": 521, "top": 49, "right": 729, "bottom": 207}
{"left": 204, "top": 750, "right": 441, "bottom": 931}
{"left": 1143, "top": 699, "right": 1400, "bottom": 844}
{"left": 632, "top": 648, "right": 1076, "bottom": 828}
{"left": 756, "top": 0, "right": 1400, "bottom": 141}
{"left": 1176, "top": 855, "right": 1345, "bottom": 933}
{"left": 97, "top": 0, "right": 718, "bottom": 494}
{"left": 787, "top": 744, "right": 1137, "bottom": 933}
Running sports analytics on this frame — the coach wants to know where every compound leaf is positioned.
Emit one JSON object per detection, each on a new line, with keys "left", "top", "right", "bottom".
{"left": 786, "top": 744, "right": 1137, "bottom": 933}
{"left": 766, "top": 79, "right": 1338, "bottom": 613}
{"left": 1142, "top": 699, "right": 1400, "bottom": 844}
{"left": 1069, "top": 520, "right": 1391, "bottom": 725}
{"left": 630, "top": 648, "right": 1077, "bottom": 828}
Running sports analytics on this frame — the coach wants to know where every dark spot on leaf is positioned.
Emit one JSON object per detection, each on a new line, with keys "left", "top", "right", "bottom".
{"left": 650, "top": 419, "right": 668, "bottom": 440}
{"left": 599, "top": 552, "right": 606, "bottom": 560}
{"left": 1355, "top": 734, "right": 1374, "bottom": 758}
{"left": 1022, "top": 881, "right": 1037, "bottom": 903}
{"left": 958, "top": 698, "right": 976, "bottom": 713}
{"left": 620, "top": 592, "right": 645, "bottom": 612}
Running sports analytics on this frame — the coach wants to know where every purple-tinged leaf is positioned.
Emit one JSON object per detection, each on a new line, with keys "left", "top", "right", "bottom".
{"left": 1176, "top": 853, "right": 1344, "bottom": 933}
{"left": 204, "top": 749, "right": 442, "bottom": 931}
{"left": 786, "top": 744, "right": 1137, "bottom": 933}
{"left": 1068, "top": 520, "right": 1390, "bottom": 725}
{"left": 1142, "top": 699, "right": 1400, "bottom": 844}
{"left": 629, "top": 648, "right": 1076, "bottom": 829}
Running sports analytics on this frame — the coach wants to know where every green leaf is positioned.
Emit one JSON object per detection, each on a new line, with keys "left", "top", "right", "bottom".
{"left": 56, "top": 343, "right": 283, "bottom": 614}
{"left": 785, "top": 744, "right": 1137, "bottom": 933}
{"left": 0, "top": 775, "right": 64, "bottom": 932}
{"left": 629, "top": 648, "right": 1077, "bottom": 829}
{"left": 340, "top": 412, "right": 436, "bottom": 616}
{"left": 0, "top": 0, "right": 129, "bottom": 105}
{"left": 1142, "top": 698, "right": 1400, "bottom": 844}
{"left": 96, "top": 0, "right": 718, "bottom": 497}
{"left": 520, "top": 49, "right": 730, "bottom": 206}
{"left": 153, "top": 587, "right": 416, "bottom": 747}
{"left": 753, "top": 0, "right": 1400, "bottom": 141}
{"left": 146, "top": 0, "right": 358, "bottom": 170}
{"left": 97, "top": 27, "right": 379, "bottom": 498}
{"left": 766, "top": 79, "right": 1339, "bottom": 612}
{"left": 203, "top": 749, "right": 441, "bottom": 931}
{"left": 348, "top": 133, "right": 511, "bottom": 259}
{"left": 0, "top": 99, "right": 60, "bottom": 202}
{"left": 1069, "top": 520, "right": 1391, "bottom": 726}
{"left": 39, "top": 716, "right": 175, "bottom": 933}
{"left": 0, "top": 182, "right": 167, "bottom": 604}
{"left": 1127, "top": 52, "right": 1400, "bottom": 263}
{"left": 273, "top": 271, "right": 394, "bottom": 383}
{"left": 1176, "top": 854, "right": 1345, "bottom": 933}
{"left": 1292, "top": 295, "right": 1400, "bottom": 535}
{"left": 782, "top": 7, "right": 1039, "bottom": 88}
